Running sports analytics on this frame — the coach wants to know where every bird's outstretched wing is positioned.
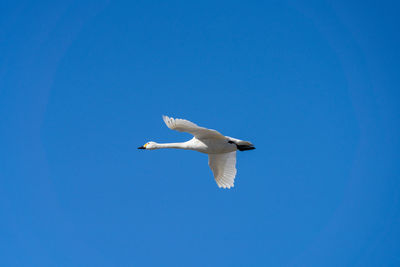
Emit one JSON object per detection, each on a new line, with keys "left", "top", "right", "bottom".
{"left": 208, "top": 151, "right": 237, "bottom": 189}
{"left": 162, "top": 115, "right": 226, "bottom": 140}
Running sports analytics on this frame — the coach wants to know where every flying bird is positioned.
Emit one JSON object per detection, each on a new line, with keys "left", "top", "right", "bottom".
{"left": 138, "top": 116, "right": 255, "bottom": 189}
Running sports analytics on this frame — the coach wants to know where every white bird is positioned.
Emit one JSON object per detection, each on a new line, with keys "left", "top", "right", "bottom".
{"left": 138, "top": 115, "right": 255, "bottom": 189}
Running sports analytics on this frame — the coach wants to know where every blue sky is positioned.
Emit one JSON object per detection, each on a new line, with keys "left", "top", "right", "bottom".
{"left": 1, "top": 0, "right": 399, "bottom": 266}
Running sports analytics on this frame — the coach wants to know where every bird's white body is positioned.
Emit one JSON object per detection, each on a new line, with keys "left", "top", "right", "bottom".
{"left": 148, "top": 137, "right": 237, "bottom": 154}
{"left": 139, "top": 116, "right": 255, "bottom": 189}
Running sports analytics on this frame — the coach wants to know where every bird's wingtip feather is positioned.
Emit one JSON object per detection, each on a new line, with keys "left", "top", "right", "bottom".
{"left": 162, "top": 115, "right": 172, "bottom": 126}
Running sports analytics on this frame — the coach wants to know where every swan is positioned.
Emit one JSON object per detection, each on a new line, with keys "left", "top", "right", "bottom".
{"left": 138, "top": 115, "right": 255, "bottom": 189}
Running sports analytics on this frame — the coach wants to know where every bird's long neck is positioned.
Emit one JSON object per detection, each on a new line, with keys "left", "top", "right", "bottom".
{"left": 155, "top": 142, "right": 188, "bottom": 150}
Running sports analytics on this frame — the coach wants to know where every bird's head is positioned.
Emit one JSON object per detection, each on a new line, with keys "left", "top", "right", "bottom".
{"left": 138, "top": 141, "right": 157, "bottom": 150}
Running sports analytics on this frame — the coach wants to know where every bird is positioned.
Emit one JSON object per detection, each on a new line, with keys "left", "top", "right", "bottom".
{"left": 138, "top": 115, "right": 255, "bottom": 189}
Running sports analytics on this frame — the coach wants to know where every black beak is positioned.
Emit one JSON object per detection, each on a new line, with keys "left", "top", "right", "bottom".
{"left": 138, "top": 146, "right": 145, "bottom": 149}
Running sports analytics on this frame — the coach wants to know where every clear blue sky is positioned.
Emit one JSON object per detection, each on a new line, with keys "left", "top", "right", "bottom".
{"left": 1, "top": 0, "right": 399, "bottom": 266}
